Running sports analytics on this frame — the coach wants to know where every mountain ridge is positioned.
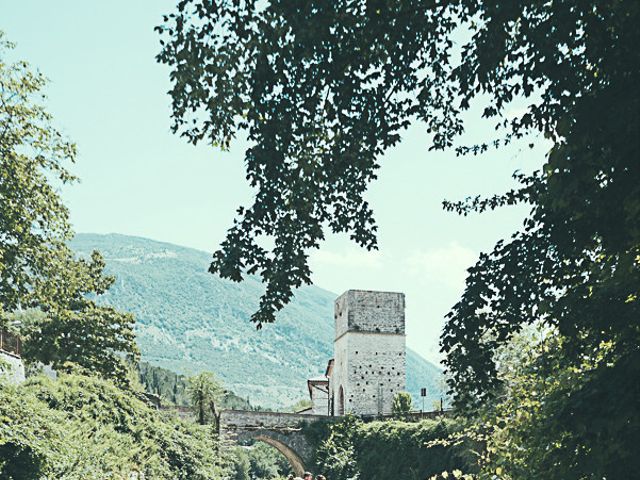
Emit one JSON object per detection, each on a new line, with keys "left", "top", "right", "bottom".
{"left": 71, "top": 233, "right": 444, "bottom": 408}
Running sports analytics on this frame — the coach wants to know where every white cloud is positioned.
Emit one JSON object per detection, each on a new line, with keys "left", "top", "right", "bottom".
{"left": 406, "top": 242, "right": 478, "bottom": 290}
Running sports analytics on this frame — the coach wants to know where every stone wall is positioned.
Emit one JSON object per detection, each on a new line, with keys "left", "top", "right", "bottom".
{"left": 332, "top": 333, "right": 406, "bottom": 415}
{"left": 220, "top": 409, "right": 329, "bottom": 430}
{"left": 331, "top": 290, "right": 406, "bottom": 416}
{"left": 0, "top": 351, "right": 25, "bottom": 384}
{"left": 309, "top": 382, "right": 329, "bottom": 415}
{"left": 335, "top": 290, "right": 405, "bottom": 337}
{"left": 219, "top": 410, "right": 332, "bottom": 475}
{"left": 330, "top": 334, "right": 349, "bottom": 414}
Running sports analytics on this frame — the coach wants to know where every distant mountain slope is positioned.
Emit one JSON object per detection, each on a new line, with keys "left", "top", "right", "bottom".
{"left": 72, "top": 233, "right": 443, "bottom": 407}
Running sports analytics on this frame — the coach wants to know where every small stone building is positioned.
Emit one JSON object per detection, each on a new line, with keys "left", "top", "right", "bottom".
{"left": 307, "top": 376, "right": 329, "bottom": 415}
{"left": 0, "top": 329, "right": 25, "bottom": 384}
{"left": 308, "top": 290, "right": 406, "bottom": 416}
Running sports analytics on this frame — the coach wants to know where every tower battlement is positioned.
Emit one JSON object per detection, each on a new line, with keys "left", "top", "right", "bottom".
{"left": 335, "top": 290, "right": 405, "bottom": 338}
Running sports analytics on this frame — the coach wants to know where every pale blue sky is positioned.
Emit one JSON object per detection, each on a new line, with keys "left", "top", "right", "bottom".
{"left": 3, "top": 1, "right": 547, "bottom": 363}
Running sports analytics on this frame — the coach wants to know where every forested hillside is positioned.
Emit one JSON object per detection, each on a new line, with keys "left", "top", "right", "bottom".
{"left": 72, "top": 233, "right": 444, "bottom": 407}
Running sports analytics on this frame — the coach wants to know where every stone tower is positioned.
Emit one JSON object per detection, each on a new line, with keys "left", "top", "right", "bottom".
{"left": 328, "top": 290, "right": 406, "bottom": 416}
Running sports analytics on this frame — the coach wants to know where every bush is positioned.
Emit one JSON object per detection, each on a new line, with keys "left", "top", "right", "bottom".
{"left": 308, "top": 416, "right": 473, "bottom": 480}
{"left": 391, "top": 392, "right": 413, "bottom": 418}
{"left": 0, "top": 372, "right": 234, "bottom": 479}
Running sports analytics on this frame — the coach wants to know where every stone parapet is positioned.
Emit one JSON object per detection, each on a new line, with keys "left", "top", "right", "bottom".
{"left": 335, "top": 290, "right": 405, "bottom": 337}
{"left": 220, "top": 409, "right": 329, "bottom": 429}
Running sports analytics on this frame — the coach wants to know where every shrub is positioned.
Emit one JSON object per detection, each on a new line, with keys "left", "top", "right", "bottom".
{"left": 308, "top": 416, "right": 473, "bottom": 480}
{"left": 0, "top": 372, "right": 234, "bottom": 479}
{"left": 391, "top": 392, "right": 413, "bottom": 418}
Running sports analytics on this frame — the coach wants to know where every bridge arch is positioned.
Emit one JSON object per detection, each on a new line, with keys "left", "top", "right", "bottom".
{"left": 220, "top": 410, "right": 334, "bottom": 476}
{"left": 254, "top": 434, "right": 306, "bottom": 475}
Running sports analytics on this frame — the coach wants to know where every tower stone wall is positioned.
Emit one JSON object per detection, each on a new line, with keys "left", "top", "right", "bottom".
{"left": 329, "top": 290, "right": 406, "bottom": 416}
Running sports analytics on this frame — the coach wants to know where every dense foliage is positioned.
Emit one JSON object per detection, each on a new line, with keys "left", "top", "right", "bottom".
{"left": 391, "top": 392, "right": 413, "bottom": 418}
{"left": 0, "top": 34, "right": 138, "bottom": 381}
{"left": 438, "top": 328, "right": 640, "bottom": 480}
{"left": 155, "top": 0, "right": 639, "bottom": 328}
{"left": 0, "top": 372, "right": 235, "bottom": 479}
{"left": 0, "top": 32, "right": 75, "bottom": 314}
{"left": 138, "top": 360, "right": 192, "bottom": 405}
{"left": 436, "top": 2, "right": 639, "bottom": 477}
{"left": 158, "top": 2, "right": 640, "bottom": 477}
{"left": 0, "top": 32, "right": 255, "bottom": 480}
{"left": 306, "top": 416, "right": 471, "bottom": 480}
{"left": 156, "top": 0, "right": 461, "bottom": 326}
{"left": 188, "top": 371, "right": 224, "bottom": 426}
{"left": 13, "top": 252, "right": 138, "bottom": 383}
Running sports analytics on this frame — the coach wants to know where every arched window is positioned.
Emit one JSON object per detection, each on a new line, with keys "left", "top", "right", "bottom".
{"left": 338, "top": 385, "right": 345, "bottom": 416}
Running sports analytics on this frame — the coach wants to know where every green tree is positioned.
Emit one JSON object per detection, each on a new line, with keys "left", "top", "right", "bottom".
{"left": 310, "top": 415, "right": 470, "bottom": 480}
{"left": 158, "top": 2, "right": 640, "bottom": 476}
{"left": 246, "top": 442, "right": 289, "bottom": 479}
{"left": 0, "top": 372, "right": 235, "bottom": 479}
{"left": 0, "top": 32, "right": 75, "bottom": 313}
{"left": 188, "top": 372, "right": 224, "bottom": 427}
{"left": 391, "top": 392, "right": 412, "bottom": 419}
{"left": 432, "top": 325, "right": 640, "bottom": 480}
{"left": 313, "top": 415, "right": 361, "bottom": 480}
{"left": 156, "top": 0, "right": 639, "bottom": 328}
{"left": 0, "top": 33, "right": 138, "bottom": 382}
{"left": 231, "top": 448, "right": 251, "bottom": 480}
{"left": 18, "top": 251, "right": 138, "bottom": 382}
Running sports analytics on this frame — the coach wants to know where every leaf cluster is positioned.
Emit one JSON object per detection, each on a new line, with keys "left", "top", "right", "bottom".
{"left": 307, "top": 415, "right": 471, "bottom": 480}
{"left": 0, "top": 35, "right": 139, "bottom": 383}
{"left": 156, "top": 0, "right": 459, "bottom": 325}
{"left": 10, "top": 251, "right": 139, "bottom": 384}
{"left": 436, "top": 14, "right": 640, "bottom": 479}
{"left": 436, "top": 329, "right": 640, "bottom": 479}
{"left": 188, "top": 371, "right": 224, "bottom": 426}
{"left": 391, "top": 391, "right": 413, "bottom": 419}
{"left": 0, "top": 372, "right": 235, "bottom": 479}
{"left": 155, "top": 1, "right": 639, "bottom": 332}
{"left": 0, "top": 32, "right": 76, "bottom": 312}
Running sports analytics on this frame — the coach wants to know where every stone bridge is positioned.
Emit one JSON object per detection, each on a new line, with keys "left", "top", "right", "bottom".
{"left": 219, "top": 410, "right": 333, "bottom": 475}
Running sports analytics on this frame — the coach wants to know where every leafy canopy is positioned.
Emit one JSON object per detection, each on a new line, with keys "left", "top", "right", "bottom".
{"left": 0, "top": 34, "right": 138, "bottom": 380}
{"left": 156, "top": 0, "right": 461, "bottom": 325}
{"left": 12, "top": 251, "right": 138, "bottom": 382}
{"left": 307, "top": 415, "right": 470, "bottom": 480}
{"left": 156, "top": 0, "right": 638, "bottom": 329}
{"left": 0, "top": 372, "right": 235, "bottom": 479}
{"left": 158, "top": 3, "right": 640, "bottom": 477}
{"left": 0, "top": 32, "right": 76, "bottom": 313}
{"left": 156, "top": 0, "right": 640, "bottom": 391}
{"left": 433, "top": 327, "right": 640, "bottom": 480}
